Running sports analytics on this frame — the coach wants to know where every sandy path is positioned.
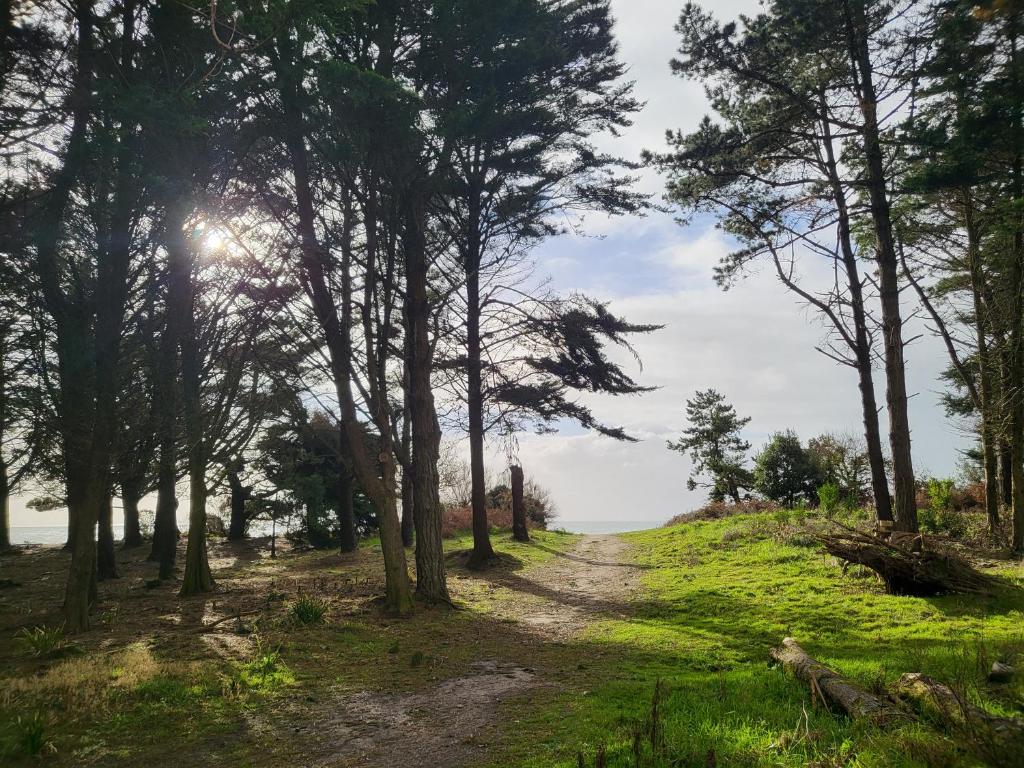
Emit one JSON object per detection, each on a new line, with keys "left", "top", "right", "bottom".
{"left": 296, "top": 534, "right": 640, "bottom": 768}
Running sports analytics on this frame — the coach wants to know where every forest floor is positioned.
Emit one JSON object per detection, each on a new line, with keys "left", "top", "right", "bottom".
{"left": 1, "top": 512, "right": 1024, "bottom": 767}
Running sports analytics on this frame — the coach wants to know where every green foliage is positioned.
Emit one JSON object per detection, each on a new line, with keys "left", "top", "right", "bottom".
{"left": 290, "top": 595, "right": 329, "bottom": 626}
{"left": 14, "top": 625, "right": 74, "bottom": 659}
{"left": 753, "top": 430, "right": 823, "bottom": 507}
{"left": 667, "top": 389, "right": 752, "bottom": 503}
{"left": 920, "top": 478, "right": 966, "bottom": 538}
{"left": 817, "top": 481, "right": 841, "bottom": 515}
{"left": 228, "top": 640, "right": 294, "bottom": 695}
{"left": 12, "top": 711, "right": 53, "bottom": 757}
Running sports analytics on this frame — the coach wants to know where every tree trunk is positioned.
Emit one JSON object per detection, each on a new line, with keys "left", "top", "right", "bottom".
{"left": 466, "top": 248, "right": 494, "bottom": 569}
{"left": 1000, "top": 438, "right": 1014, "bottom": 509}
{"left": 845, "top": 1, "right": 917, "bottom": 531}
{"left": 0, "top": 458, "right": 10, "bottom": 552}
{"left": 511, "top": 464, "right": 528, "bottom": 542}
{"left": 226, "top": 468, "right": 249, "bottom": 541}
{"left": 121, "top": 481, "right": 142, "bottom": 548}
{"left": 770, "top": 637, "right": 906, "bottom": 723}
{"left": 1008, "top": 15, "right": 1024, "bottom": 554}
{"left": 97, "top": 492, "right": 118, "bottom": 580}
{"left": 175, "top": 211, "right": 214, "bottom": 596}
{"left": 336, "top": 438, "right": 357, "bottom": 554}
{"left": 404, "top": 197, "right": 449, "bottom": 601}
{"left": 399, "top": 318, "right": 415, "bottom": 549}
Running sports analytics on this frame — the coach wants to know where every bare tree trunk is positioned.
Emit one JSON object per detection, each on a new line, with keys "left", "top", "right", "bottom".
{"left": 466, "top": 246, "right": 494, "bottom": 569}
{"left": 404, "top": 198, "right": 449, "bottom": 602}
{"left": 226, "top": 467, "right": 249, "bottom": 541}
{"left": 0, "top": 457, "right": 10, "bottom": 552}
{"left": 399, "top": 314, "right": 415, "bottom": 549}
{"left": 97, "top": 492, "right": 118, "bottom": 580}
{"left": 175, "top": 214, "right": 214, "bottom": 596}
{"left": 1008, "top": 16, "right": 1024, "bottom": 554}
{"left": 1000, "top": 438, "right": 1014, "bottom": 509}
{"left": 336, "top": 462, "right": 357, "bottom": 553}
{"left": 511, "top": 464, "right": 528, "bottom": 542}
{"left": 120, "top": 480, "right": 143, "bottom": 548}
{"left": 844, "top": 0, "right": 917, "bottom": 531}
{"left": 149, "top": 317, "right": 179, "bottom": 574}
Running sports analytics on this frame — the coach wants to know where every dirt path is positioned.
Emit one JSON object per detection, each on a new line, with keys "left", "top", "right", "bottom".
{"left": 298, "top": 534, "right": 641, "bottom": 768}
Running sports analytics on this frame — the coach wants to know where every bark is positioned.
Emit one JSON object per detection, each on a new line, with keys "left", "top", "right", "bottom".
{"left": 1009, "top": 16, "right": 1024, "bottom": 554}
{"left": 843, "top": 0, "right": 917, "bottom": 531}
{"left": 511, "top": 464, "right": 528, "bottom": 542}
{"left": 399, "top": 312, "right": 415, "bottom": 549}
{"left": 336, "top": 436, "right": 357, "bottom": 554}
{"left": 999, "top": 439, "right": 1014, "bottom": 509}
{"left": 770, "top": 637, "right": 906, "bottom": 723}
{"left": 176, "top": 211, "right": 214, "bottom": 597}
{"left": 0, "top": 457, "right": 10, "bottom": 552}
{"left": 465, "top": 220, "right": 494, "bottom": 569}
{"left": 149, "top": 311, "right": 179, "bottom": 573}
{"left": 226, "top": 467, "right": 251, "bottom": 541}
{"left": 96, "top": 493, "right": 118, "bottom": 580}
{"left": 120, "top": 481, "right": 143, "bottom": 548}
{"left": 404, "top": 197, "right": 449, "bottom": 602}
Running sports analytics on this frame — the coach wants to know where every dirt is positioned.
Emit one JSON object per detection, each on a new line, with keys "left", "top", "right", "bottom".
{"left": 295, "top": 534, "right": 641, "bottom": 768}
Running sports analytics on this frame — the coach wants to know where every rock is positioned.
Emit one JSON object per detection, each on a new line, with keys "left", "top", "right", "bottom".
{"left": 989, "top": 661, "right": 1015, "bottom": 683}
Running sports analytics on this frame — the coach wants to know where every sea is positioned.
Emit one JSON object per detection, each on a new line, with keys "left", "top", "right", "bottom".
{"left": 9, "top": 518, "right": 665, "bottom": 545}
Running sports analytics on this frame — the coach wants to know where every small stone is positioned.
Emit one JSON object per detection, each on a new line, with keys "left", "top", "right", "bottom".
{"left": 989, "top": 661, "right": 1015, "bottom": 683}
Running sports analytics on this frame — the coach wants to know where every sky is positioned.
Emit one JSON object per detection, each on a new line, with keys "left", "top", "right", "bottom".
{"left": 499, "top": 0, "right": 971, "bottom": 527}
{"left": 9, "top": 0, "right": 971, "bottom": 531}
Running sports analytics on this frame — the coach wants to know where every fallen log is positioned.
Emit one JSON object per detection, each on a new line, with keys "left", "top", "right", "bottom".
{"left": 816, "top": 525, "right": 998, "bottom": 596}
{"left": 769, "top": 637, "right": 906, "bottom": 724}
{"left": 895, "top": 673, "right": 1024, "bottom": 757}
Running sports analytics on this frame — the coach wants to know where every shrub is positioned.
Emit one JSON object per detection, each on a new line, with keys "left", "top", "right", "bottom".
{"left": 920, "top": 478, "right": 967, "bottom": 538}
{"left": 818, "top": 481, "right": 841, "bottom": 516}
{"left": 290, "top": 595, "right": 329, "bottom": 625}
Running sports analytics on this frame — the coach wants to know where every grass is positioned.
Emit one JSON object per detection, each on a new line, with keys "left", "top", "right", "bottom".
{"left": 488, "top": 511, "right": 1024, "bottom": 767}
{"left": 1, "top": 518, "right": 1020, "bottom": 766}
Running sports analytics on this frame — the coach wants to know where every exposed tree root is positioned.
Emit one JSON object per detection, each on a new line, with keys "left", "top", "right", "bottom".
{"left": 817, "top": 524, "right": 998, "bottom": 596}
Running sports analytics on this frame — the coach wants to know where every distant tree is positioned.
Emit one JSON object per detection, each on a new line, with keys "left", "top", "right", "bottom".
{"left": 807, "top": 433, "right": 872, "bottom": 506}
{"left": 668, "top": 390, "right": 752, "bottom": 503}
{"left": 754, "top": 431, "right": 823, "bottom": 507}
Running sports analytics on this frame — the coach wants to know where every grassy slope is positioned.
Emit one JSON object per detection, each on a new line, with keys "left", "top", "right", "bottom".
{"left": 496, "top": 512, "right": 1024, "bottom": 768}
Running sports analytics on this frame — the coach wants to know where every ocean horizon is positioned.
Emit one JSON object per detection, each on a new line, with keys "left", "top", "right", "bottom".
{"left": 8, "top": 517, "right": 666, "bottom": 545}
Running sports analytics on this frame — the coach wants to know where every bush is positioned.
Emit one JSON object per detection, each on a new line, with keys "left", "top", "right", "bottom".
{"left": 663, "top": 499, "right": 782, "bottom": 526}
{"left": 818, "top": 482, "right": 841, "bottom": 515}
{"left": 290, "top": 595, "right": 329, "bottom": 625}
{"left": 920, "top": 478, "right": 968, "bottom": 538}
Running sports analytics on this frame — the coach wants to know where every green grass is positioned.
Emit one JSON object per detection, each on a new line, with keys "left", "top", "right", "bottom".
{"left": 490, "top": 511, "right": 1024, "bottom": 767}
